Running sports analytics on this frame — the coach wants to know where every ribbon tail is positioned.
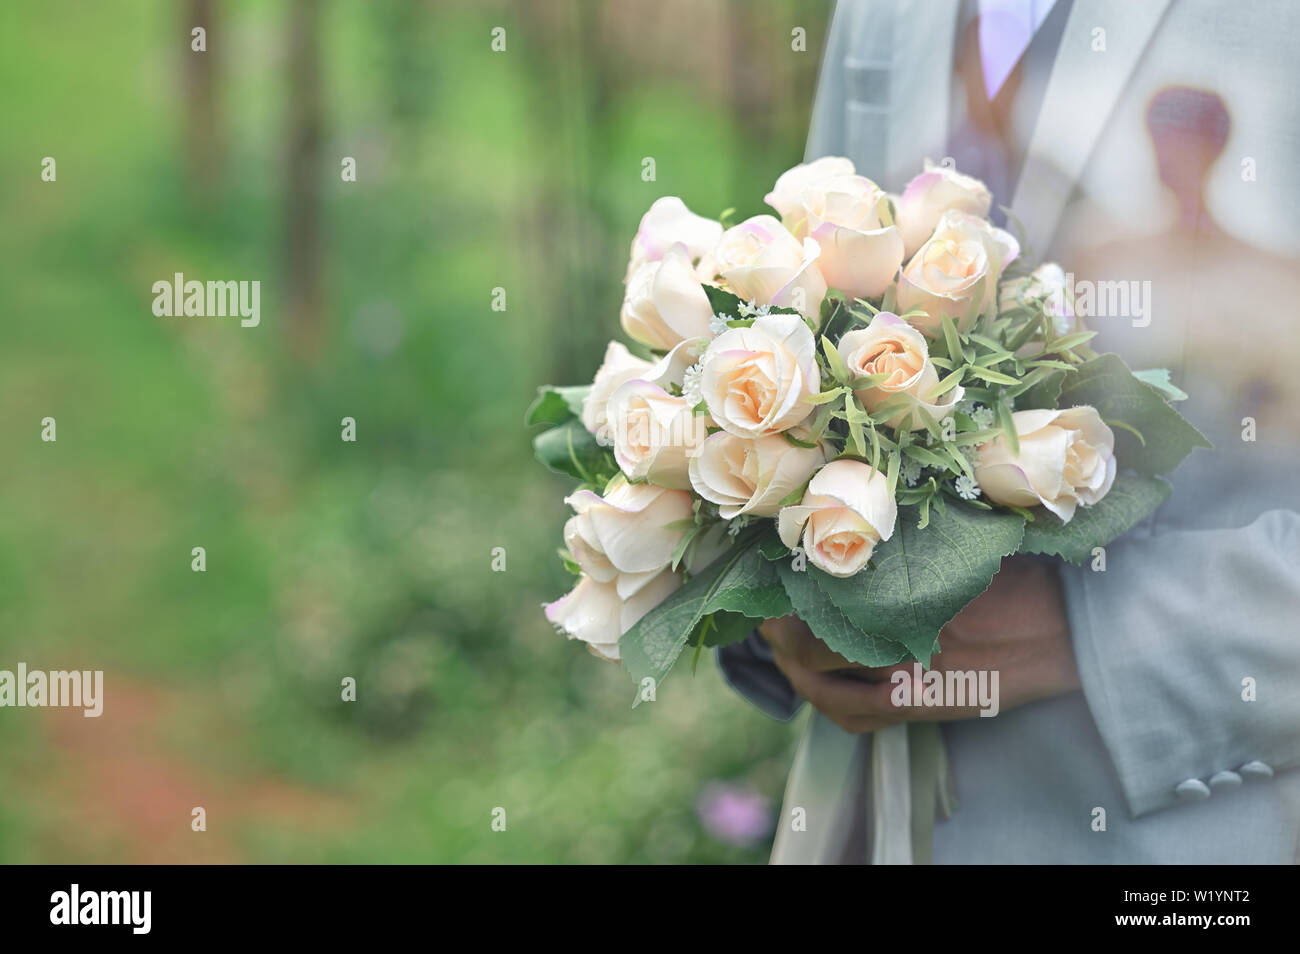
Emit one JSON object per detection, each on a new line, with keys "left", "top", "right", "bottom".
{"left": 868, "top": 722, "right": 955, "bottom": 866}
{"left": 868, "top": 722, "right": 913, "bottom": 864}
{"left": 770, "top": 711, "right": 870, "bottom": 864}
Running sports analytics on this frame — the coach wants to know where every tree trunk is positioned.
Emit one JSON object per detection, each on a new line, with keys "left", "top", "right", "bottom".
{"left": 183, "top": 0, "right": 221, "bottom": 196}
{"left": 284, "top": 0, "right": 325, "bottom": 360}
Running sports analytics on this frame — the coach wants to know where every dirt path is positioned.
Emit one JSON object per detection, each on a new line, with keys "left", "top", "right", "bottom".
{"left": 12, "top": 676, "right": 356, "bottom": 864}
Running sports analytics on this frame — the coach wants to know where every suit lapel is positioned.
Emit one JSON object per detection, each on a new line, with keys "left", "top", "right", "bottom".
{"left": 1009, "top": 0, "right": 1172, "bottom": 255}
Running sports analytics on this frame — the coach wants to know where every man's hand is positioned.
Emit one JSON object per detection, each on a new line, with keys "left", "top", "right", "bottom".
{"left": 757, "top": 555, "right": 1080, "bottom": 734}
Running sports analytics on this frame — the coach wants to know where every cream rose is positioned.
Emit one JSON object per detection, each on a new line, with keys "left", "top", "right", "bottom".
{"left": 973, "top": 406, "right": 1116, "bottom": 523}
{"left": 777, "top": 459, "right": 898, "bottom": 578}
{"left": 563, "top": 477, "right": 694, "bottom": 579}
{"left": 837, "top": 312, "right": 964, "bottom": 430}
{"left": 768, "top": 166, "right": 904, "bottom": 300}
{"left": 712, "top": 215, "right": 827, "bottom": 321}
{"left": 688, "top": 432, "right": 827, "bottom": 519}
{"left": 624, "top": 196, "right": 723, "bottom": 281}
{"left": 582, "top": 341, "right": 654, "bottom": 438}
{"left": 621, "top": 243, "right": 715, "bottom": 350}
{"left": 896, "top": 209, "right": 1019, "bottom": 335}
{"left": 765, "top": 156, "right": 856, "bottom": 220}
{"left": 544, "top": 567, "right": 681, "bottom": 661}
{"left": 895, "top": 159, "right": 993, "bottom": 258}
{"left": 700, "top": 312, "right": 821, "bottom": 439}
{"left": 606, "top": 379, "right": 709, "bottom": 489}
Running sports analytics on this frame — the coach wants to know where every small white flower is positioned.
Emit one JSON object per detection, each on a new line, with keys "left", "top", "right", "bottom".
{"left": 682, "top": 361, "right": 705, "bottom": 406}
{"left": 726, "top": 514, "right": 752, "bottom": 537}
{"left": 901, "top": 456, "right": 923, "bottom": 488}
{"left": 955, "top": 474, "right": 981, "bottom": 500}
{"left": 736, "top": 299, "right": 772, "bottom": 318}
{"left": 710, "top": 312, "right": 731, "bottom": 335}
{"left": 971, "top": 405, "right": 995, "bottom": 429}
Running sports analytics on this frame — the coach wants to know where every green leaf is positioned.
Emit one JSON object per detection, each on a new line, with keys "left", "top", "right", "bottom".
{"left": 943, "top": 442, "right": 975, "bottom": 481}
{"left": 670, "top": 523, "right": 704, "bottom": 572}
{"left": 531, "top": 418, "right": 616, "bottom": 482}
{"left": 932, "top": 368, "right": 966, "bottom": 398}
{"left": 880, "top": 284, "right": 897, "bottom": 315}
{"left": 819, "top": 290, "right": 852, "bottom": 339}
{"left": 967, "top": 332, "right": 1006, "bottom": 353}
{"left": 526, "top": 385, "right": 591, "bottom": 427}
{"left": 704, "top": 283, "right": 745, "bottom": 317}
{"left": 1039, "top": 330, "right": 1097, "bottom": 354}
{"left": 1003, "top": 366, "right": 1052, "bottom": 400}
{"left": 967, "top": 365, "right": 1020, "bottom": 387}
{"left": 849, "top": 372, "right": 890, "bottom": 389}
{"left": 1022, "top": 358, "right": 1077, "bottom": 372}
{"left": 1104, "top": 418, "right": 1146, "bottom": 446}
{"left": 1056, "top": 353, "right": 1211, "bottom": 474}
{"left": 619, "top": 538, "right": 791, "bottom": 696}
{"left": 808, "top": 504, "right": 1026, "bottom": 666}
{"left": 759, "top": 532, "right": 791, "bottom": 561}
{"left": 916, "top": 493, "right": 933, "bottom": 529}
{"left": 885, "top": 448, "right": 901, "bottom": 497}
{"left": 820, "top": 336, "right": 851, "bottom": 385}
{"left": 689, "top": 610, "right": 756, "bottom": 649}
{"left": 776, "top": 560, "right": 911, "bottom": 668}
{"left": 901, "top": 443, "right": 950, "bottom": 471}
{"left": 1132, "top": 368, "right": 1189, "bottom": 402}
{"left": 1016, "top": 369, "right": 1065, "bottom": 411}
{"left": 953, "top": 427, "right": 1003, "bottom": 446}
{"left": 1006, "top": 310, "right": 1044, "bottom": 352}
{"left": 941, "top": 315, "right": 962, "bottom": 363}
{"left": 1019, "top": 474, "right": 1172, "bottom": 563}
{"left": 808, "top": 385, "right": 848, "bottom": 406}
{"left": 995, "top": 400, "right": 1019, "bottom": 456}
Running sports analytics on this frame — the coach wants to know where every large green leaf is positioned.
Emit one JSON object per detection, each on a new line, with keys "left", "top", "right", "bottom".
{"left": 1056, "top": 353, "right": 1210, "bottom": 474}
{"left": 1131, "top": 368, "right": 1188, "bottom": 402}
{"left": 810, "top": 503, "right": 1026, "bottom": 666}
{"left": 693, "top": 610, "right": 760, "bottom": 649}
{"left": 619, "top": 537, "right": 790, "bottom": 695}
{"left": 1019, "top": 473, "right": 1171, "bottom": 563}
{"left": 531, "top": 418, "right": 616, "bottom": 482}
{"left": 1015, "top": 368, "right": 1065, "bottom": 411}
{"left": 777, "top": 559, "right": 911, "bottom": 668}
{"left": 525, "top": 384, "right": 590, "bottom": 427}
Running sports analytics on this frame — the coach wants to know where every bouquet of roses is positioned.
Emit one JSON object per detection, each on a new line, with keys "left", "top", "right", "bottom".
{"left": 528, "top": 157, "right": 1209, "bottom": 695}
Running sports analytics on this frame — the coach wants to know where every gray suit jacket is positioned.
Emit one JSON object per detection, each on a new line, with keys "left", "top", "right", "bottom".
{"left": 719, "top": 0, "right": 1300, "bottom": 862}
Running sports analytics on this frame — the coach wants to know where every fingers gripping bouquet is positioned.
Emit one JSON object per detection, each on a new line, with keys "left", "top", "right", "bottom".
{"left": 529, "top": 158, "right": 1209, "bottom": 689}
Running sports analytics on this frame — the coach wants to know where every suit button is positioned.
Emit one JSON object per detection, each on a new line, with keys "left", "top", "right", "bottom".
{"left": 1239, "top": 760, "right": 1274, "bottom": 779}
{"left": 1175, "top": 778, "right": 1211, "bottom": 801}
{"left": 1208, "top": 770, "right": 1242, "bottom": 790}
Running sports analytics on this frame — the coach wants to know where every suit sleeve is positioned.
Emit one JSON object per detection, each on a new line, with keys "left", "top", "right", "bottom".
{"left": 715, "top": 632, "right": 804, "bottom": 722}
{"left": 1061, "top": 507, "right": 1300, "bottom": 817}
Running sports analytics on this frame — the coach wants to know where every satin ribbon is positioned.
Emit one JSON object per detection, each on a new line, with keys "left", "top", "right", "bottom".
{"left": 869, "top": 721, "right": 958, "bottom": 864}
{"left": 771, "top": 714, "right": 957, "bottom": 865}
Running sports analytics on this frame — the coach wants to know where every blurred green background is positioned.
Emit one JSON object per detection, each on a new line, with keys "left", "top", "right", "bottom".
{"left": 0, "top": 0, "right": 830, "bottom": 862}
